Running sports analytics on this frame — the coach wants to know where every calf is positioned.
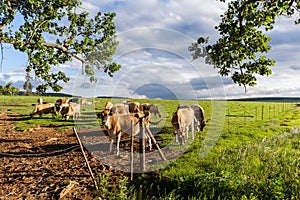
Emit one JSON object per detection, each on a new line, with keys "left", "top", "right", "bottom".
{"left": 105, "top": 111, "right": 151, "bottom": 156}
{"left": 30, "top": 103, "right": 56, "bottom": 118}
{"left": 171, "top": 106, "right": 195, "bottom": 145}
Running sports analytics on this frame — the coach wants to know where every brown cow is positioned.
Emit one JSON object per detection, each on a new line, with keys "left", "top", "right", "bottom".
{"left": 171, "top": 106, "right": 195, "bottom": 145}
{"left": 55, "top": 97, "right": 70, "bottom": 113}
{"left": 126, "top": 101, "right": 140, "bottom": 113}
{"left": 191, "top": 104, "right": 208, "bottom": 131}
{"left": 61, "top": 103, "right": 80, "bottom": 120}
{"left": 140, "top": 103, "right": 162, "bottom": 117}
{"left": 105, "top": 111, "right": 151, "bottom": 156}
{"left": 30, "top": 103, "right": 56, "bottom": 118}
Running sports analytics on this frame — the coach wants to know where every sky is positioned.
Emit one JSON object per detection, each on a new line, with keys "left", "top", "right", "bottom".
{"left": 1, "top": 0, "right": 300, "bottom": 99}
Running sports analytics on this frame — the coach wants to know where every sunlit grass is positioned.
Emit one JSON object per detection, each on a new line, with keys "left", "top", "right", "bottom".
{"left": 1, "top": 95, "right": 300, "bottom": 199}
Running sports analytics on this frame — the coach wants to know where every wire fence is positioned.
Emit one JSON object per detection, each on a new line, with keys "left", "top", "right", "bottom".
{"left": 225, "top": 102, "right": 298, "bottom": 133}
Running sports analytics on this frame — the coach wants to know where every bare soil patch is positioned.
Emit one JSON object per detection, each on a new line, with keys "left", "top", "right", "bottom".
{"left": 0, "top": 111, "right": 122, "bottom": 200}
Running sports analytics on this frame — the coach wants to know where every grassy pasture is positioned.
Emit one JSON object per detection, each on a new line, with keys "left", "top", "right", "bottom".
{"left": 1, "top": 95, "right": 300, "bottom": 199}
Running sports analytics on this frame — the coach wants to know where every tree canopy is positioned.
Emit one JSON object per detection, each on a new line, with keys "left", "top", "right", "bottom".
{"left": 189, "top": 0, "right": 300, "bottom": 91}
{"left": 0, "top": 82, "right": 19, "bottom": 96}
{"left": 0, "top": 0, "right": 120, "bottom": 94}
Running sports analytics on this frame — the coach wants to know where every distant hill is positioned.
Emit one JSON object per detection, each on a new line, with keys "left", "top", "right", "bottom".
{"left": 42, "top": 92, "right": 75, "bottom": 97}
{"left": 229, "top": 97, "right": 300, "bottom": 102}
{"left": 17, "top": 91, "right": 80, "bottom": 97}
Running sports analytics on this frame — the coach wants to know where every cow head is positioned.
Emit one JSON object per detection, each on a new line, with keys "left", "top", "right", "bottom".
{"left": 100, "top": 109, "right": 110, "bottom": 124}
{"left": 149, "top": 105, "right": 162, "bottom": 118}
{"left": 199, "top": 119, "right": 208, "bottom": 131}
{"left": 133, "top": 111, "right": 150, "bottom": 126}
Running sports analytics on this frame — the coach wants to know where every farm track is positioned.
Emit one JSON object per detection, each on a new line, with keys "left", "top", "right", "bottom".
{"left": 0, "top": 112, "right": 124, "bottom": 200}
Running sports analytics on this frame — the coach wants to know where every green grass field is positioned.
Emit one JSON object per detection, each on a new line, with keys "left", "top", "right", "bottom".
{"left": 1, "top": 95, "right": 300, "bottom": 199}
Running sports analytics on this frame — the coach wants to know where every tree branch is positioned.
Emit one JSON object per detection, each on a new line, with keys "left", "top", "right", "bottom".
{"left": 43, "top": 43, "right": 92, "bottom": 66}
{"left": 0, "top": 39, "right": 92, "bottom": 71}
{"left": 26, "top": 19, "right": 49, "bottom": 44}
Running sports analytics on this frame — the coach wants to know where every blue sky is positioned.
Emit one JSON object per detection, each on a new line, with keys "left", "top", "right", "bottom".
{"left": 1, "top": 0, "right": 300, "bottom": 99}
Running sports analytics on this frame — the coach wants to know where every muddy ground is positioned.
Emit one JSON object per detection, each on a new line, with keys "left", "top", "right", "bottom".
{"left": 0, "top": 111, "right": 124, "bottom": 200}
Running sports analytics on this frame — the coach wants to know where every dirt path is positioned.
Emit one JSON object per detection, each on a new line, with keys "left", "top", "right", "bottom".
{"left": 0, "top": 111, "right": 122, "bottom": 200}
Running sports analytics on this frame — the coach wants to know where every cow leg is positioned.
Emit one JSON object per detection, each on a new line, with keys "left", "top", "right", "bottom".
{"left": 191, "top": 121, "right": 195, "bottom": 141}
{"left": 179, "top": 132, "right": 185, "bottom": 145}
{"left": 148, "top": 134, "right": 152, "bottom": 151}
{"left": 178, "top": 128, "right": 185, "bottom": 145}
{"left": 109, "top": 139, "right": 114, "bottom": 154}
{"left": 145, "top": 131, "right": 152, "bottom": 151}
{"left": 186, "top": 126, "right": 189, "bottom": 140}
{"left": 174, "top": 131, "right": 178, "bottom": 143}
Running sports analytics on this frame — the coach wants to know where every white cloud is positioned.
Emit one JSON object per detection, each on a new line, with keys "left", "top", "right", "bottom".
{"left": 1, "top": 0, "right": 300, "bottom": 99}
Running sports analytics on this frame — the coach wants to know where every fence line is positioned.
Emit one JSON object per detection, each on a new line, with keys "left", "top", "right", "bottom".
{"left": 226, "top": 102, "right": 297, "bottom": 133}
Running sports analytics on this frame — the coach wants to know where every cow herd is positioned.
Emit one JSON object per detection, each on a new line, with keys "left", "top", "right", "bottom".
{"left": 30, "top": 98, "right": 208, "bottom": 154}
{"left": 99, "top": 101, "right": 208, "bottom": 154}
{"left": 30, "top": 97, "right": 80, "bottom": 120}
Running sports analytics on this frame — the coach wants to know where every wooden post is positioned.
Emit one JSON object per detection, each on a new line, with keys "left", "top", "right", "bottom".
{"left": 244, "top": 108, "right": 246, "bottom": 125}
{"left": 146, "top": 127, "right": 167, "bottom": 161}
{"left": 130, "top": 120, "right": 134, "bottom": 181}
{"left": 140, "top": 118, "right": 146, "bottom": 172}
{"left": 227, "top": 111, "right": 230, "bottom": 133}
{"left": 256, "top": 106, "right": 258, "bottom": 122}
{"left": 262, "top": 105, "right": 264, "bottom": 121}
{"left": 73, "top": 127, "right": 99, "bottom": 191}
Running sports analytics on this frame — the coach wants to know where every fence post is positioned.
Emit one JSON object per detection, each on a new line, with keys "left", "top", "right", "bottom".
{"left": 244, "top": 107, "right": 246, "bottom": 125}
{"left": 256, "top": 106, "right": 258, "bottom": 121}
{"left": 227, "top": 111, "right": 230, "bottom": 133}
{"left": 262, "top": 105, "right": 264, "bottom": 121}
{"left": 140, "top": 118, "right": 146, "bottom": 172}
{"left": 130, "top": 120, "right": 134, "bottom": 180}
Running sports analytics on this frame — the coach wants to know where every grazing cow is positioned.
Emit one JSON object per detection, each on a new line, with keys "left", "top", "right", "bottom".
{"left": 30, "top": 103, "right": 56, "bottom": 118}
{"left": 105, "top": 111, "right": 151, "bottom": 156}
{"left": 81, "top": 98, "right": 88, "bottom": 105}
{"left": 61, "top": 103, "right": 81, "bottom": 120}
{"left": 140, "top": 103, "right": 162, "bottom": 117}
{"left": 55, "top": 97, "right": 70, "bottom": 113}
{"left": 171, "top": 106, "right": 195, "bottom": 145}
{"left": 126, "top": 101, "right": 140, "bottom": 113}
{"left": 191, "top": 104, "right": 208, "bottom": 131}
{"left": 37, "top": 97, "right": 43, "bottom": 105}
